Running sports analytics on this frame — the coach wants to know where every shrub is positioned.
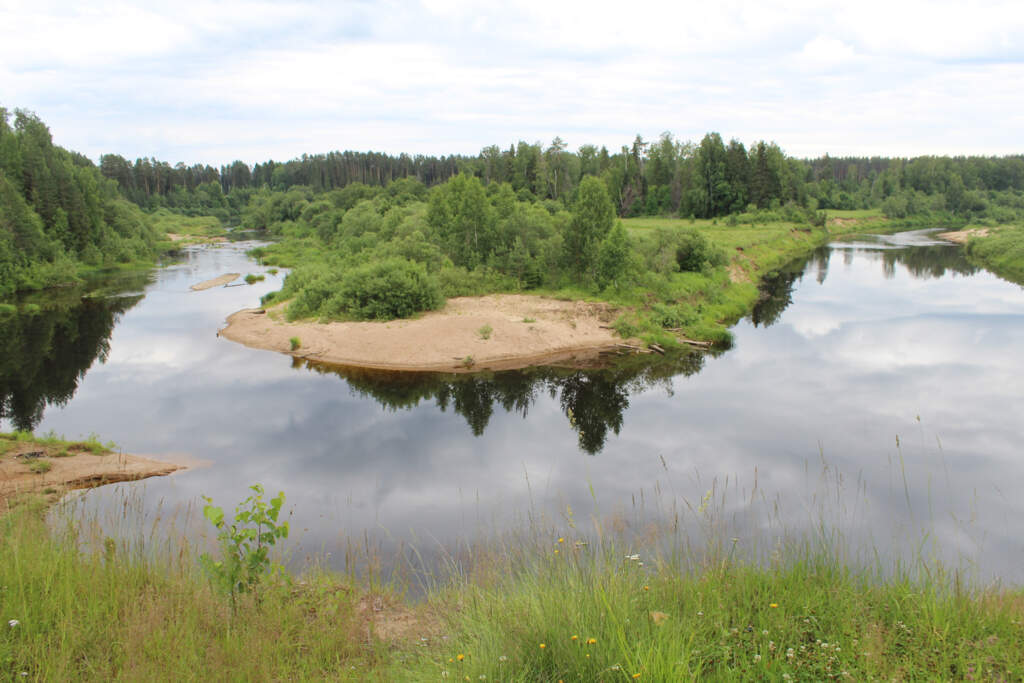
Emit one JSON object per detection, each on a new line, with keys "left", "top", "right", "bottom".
{"left": 331, "top": 257, "right": 442, "bottom": 320}
{"left": 477, "top": 324, "right": 493, "bottom": 340}
{"left": 289, "top": 337, "right": 301, "bottom": 351}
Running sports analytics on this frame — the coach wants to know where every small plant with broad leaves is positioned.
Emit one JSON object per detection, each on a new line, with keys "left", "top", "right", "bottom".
{"left": 200, "top": 484, "right": 289, "bottom": 611}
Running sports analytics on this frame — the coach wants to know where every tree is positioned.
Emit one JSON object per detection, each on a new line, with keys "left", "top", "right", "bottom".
{"left": 596, "top": 221, "right": 631, "bottom": 289}
{"left": 564, "top": 176, "right": 614, "bottom": 279}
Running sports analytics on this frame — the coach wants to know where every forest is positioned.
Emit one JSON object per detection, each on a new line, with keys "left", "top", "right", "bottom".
{"left": 4, "top": 106, "right": 1024, "bottom": 321}
{"left": 0, "top": 109, "right": 160, "bottom": 296}
{"left": 97, "top": 131, "right": 1024, "bottom": 225}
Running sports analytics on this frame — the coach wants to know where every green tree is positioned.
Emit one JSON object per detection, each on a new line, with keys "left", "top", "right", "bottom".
{"left": 564, "top": 176, "right": 615, "bottom": 280}
{"left": 596, "top": 221, "right": 632, "bottom": 289}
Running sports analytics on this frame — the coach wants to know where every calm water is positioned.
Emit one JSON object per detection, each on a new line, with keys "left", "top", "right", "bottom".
{"left": 3, "top": 231, "right": 1023, "bottom": 583}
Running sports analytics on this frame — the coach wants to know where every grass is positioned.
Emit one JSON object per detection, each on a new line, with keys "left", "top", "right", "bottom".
{"left": 964, "top": 223, "right": 1024, "bottom": 286}
{"left": 0, "top": 431, "right": 114, "bottom": 456}
{"left": 26, "top": 460, "right": 51, "bottom": 475}
{"left": 0, "top": 481, "right": 1021, "bottom": 681}
{"left": 289, "top": 336, "right": 301, "bottom": 351}
{"left": 477, "top": 323, "right": 493, "bottom": 340}
{"left": 244, "top": 273, "right": 265, "bottom": 285}
{"left": 150, "top": 209, "right": 226, "bottom": 241}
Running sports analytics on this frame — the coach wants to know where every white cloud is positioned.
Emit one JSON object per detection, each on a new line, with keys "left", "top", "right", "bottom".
{"left": 2, "top": 0, "right": 1023, "bottom": 163}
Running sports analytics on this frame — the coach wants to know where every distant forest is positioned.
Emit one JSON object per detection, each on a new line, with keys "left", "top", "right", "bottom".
{"left": 98, "top": 133, "right": 1024, "bottom": 224}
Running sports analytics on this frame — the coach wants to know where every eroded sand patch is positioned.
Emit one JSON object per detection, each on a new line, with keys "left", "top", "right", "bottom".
{"left": 220, "top": 294, "right": 626, "bottom": 372}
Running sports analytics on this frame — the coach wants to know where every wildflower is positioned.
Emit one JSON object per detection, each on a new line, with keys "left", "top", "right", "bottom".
{"left": 643, "top": 585, "right": 649, "bottom": 591}
{"left": 448, "top": 658, "right": 454, "bottom": 663}
{"left": 769, "top": 603, "right": 779, "bottom": 608}
{"left": 633, "top": 675, "right": 641, "bottom": 679}
{"left": 626, "top": 554, "right": 640, "bottom": 561}
{"left": 586, "top": 637, "right": 597, "bottom": 645}
{"left": 539, "top": 643, "right": 546, "bottom": 649}
{"left": 697, "top": 611, "right": 704, "bottom": 616}
{"left": 456, "top": 654, "right": 465, "bottom": 661}
{"left": 558, "top": 537, "right": 565, "bottom": 543}
{"left": 782, "top": 674, "right": 792, "bottom": 681}
{"left": 441, "top": 672, "right": 449, "bottom": 679}
{"left": 554, "top": 549, "right": 559, "bottom": 555}
{"left": 571, "top": 635, "right": 578, "bottom": 641}
{"left": 762, "top": 630, "right": 768, "bottom": 636}
{"left": 8, "top": 620, "right": 19, "bottom": 628}
{"left": 498, "top": 656, "right": 508, "bottom": 662}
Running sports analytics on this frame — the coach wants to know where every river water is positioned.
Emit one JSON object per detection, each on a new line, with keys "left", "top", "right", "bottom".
{"left": 3, "top": 230, "right": 1023, "bottom": 584}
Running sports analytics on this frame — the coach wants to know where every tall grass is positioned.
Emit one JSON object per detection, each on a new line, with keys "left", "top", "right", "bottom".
{"left": 1, "top": 451, "right": 1022, "bottom": 680}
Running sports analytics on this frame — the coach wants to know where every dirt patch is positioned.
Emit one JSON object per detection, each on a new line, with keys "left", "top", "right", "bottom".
{"left": 356, "top": 595, "right": 442, "bottom": 643}
{"left": 220, "top": 294, "right": 626, "bottom": 373}
{"left": 937, "top": 228, "right": 989, "bottom": 245}
{"left": 829, "top": 217, "right": 860, "bottom": 228}
{"left": 191, "top": 273, "right": 241, "bottom": 291}
{"left": 0, "top": 444, "right": 183, "bottom": 509}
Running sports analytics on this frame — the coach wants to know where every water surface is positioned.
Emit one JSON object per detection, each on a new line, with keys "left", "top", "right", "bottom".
{"left": 3, "top": 232, "right": 1023, "bottom": 583}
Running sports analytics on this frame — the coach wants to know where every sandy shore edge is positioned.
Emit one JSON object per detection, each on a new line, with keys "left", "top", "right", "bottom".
{"left": 220, "top": 294, "right": 630, "bottom": 373}
{"left": 937, "top": 228, "right": 989, "bottom": 245}
{"left": 1, "top": 451, "right": 184, "bottom": 509}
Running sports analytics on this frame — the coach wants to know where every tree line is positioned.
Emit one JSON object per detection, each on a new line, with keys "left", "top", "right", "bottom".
{"left": 99, "top": 132, "right": 1024, "bottom": 223}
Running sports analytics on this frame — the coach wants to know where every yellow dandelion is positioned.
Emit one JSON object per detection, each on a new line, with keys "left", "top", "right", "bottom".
{"left": 586, "top": 638, "right": 597, "bottom": 645}
{"left": 643, "top": 585, "right": 649, "bottom": 591}
{"left": 539, "top": 643, "right": 546, "bottom": 649}
{"left": 456, "top": 654, "right": 465, "bottom": 661}
{"left": 554, "top": 549, "right": 559, "bottom": 555}
{"left": 557, "top": 537, "right": 565, "bottom": 543}
{"left": 633, "top": 675, "right": 642, "bottom": 680}
{"left": 571, "top": 635, "right": 578, "bottom": 641}
{"left": 770, "top": 603, "right": 779, "bottom": 608}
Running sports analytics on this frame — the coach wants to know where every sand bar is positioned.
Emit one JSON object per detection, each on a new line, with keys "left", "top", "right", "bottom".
{"left": 220, "top": 294, "right": 627, "bottom": 372}
{"left": 191, "top": 273, "right": 241, "bottom": 290}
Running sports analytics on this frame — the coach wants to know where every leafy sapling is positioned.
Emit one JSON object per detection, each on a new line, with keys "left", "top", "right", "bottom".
{"left": 199, "top": 484, "right": 289, "bottom": 611}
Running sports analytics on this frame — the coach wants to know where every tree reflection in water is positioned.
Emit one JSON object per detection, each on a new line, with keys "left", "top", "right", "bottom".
{"left": 298, "top": 351, "right": 709, "bottom": 454}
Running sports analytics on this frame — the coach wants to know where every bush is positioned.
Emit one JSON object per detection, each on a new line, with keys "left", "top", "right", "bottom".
{"left": 330, "top": 257, "right": 442, "bottom": 320}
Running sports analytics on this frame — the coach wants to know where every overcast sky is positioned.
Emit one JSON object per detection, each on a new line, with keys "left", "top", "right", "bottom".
{"left": 2, "top": 0, "right": 1023, "bottom": 166}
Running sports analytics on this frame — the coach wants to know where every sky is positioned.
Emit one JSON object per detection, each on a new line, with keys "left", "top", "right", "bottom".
{"left": 2, "top": 0, "right": 1023, "bottom": 167}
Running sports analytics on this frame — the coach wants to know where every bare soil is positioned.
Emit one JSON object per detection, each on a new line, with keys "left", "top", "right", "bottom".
{"left": 1, "top": 443, "right": 183, "bottom": 509}
{"left": 220, "top": 294, "right": 628, "bottom": 373}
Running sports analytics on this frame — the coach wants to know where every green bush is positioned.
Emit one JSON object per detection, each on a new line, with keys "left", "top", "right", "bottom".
{"left": 328, "top": 257, "right": 442, "bottom": 320}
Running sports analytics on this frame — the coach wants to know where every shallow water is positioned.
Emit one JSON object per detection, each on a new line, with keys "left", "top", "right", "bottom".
{"left": 4, "top": 231, "right": 1023, "bottom": 583}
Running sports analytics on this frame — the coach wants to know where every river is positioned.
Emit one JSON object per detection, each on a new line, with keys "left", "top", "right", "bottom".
{"left": 3, "top": 230, "right": 1023, "bottom": 585}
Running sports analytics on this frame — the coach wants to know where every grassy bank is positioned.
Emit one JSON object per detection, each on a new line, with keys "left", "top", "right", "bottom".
{"left": 2, "top": 488, "right": 1022, "bottom": 680}
{"left": 963, "top": 223, "right": 1024, "bottom": 286}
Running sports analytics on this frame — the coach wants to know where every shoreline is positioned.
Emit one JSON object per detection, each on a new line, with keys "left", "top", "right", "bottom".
{"left": 219, "top": 294, "right": 631, "bottom": 373}
{"left": 1, "top": 446, "right": 184, "bottom": 510}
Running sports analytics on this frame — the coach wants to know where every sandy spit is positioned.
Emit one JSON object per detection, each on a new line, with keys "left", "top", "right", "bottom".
{"left": 937, "top": 228, "right": 989, "bottom": 245}
{"left": 220, "top": 294, "right": 627, "bottom": 373}
{"left": 1, "top": 450, "right": 184, "bottom": 508}
{"left": 191, "top": 273, "right": 241, "bottom": 291}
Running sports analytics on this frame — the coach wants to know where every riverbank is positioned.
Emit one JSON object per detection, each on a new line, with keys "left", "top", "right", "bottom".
{"left": 956, "top": 223, "right": 1024, "bottom": 286}
{"left": 0, "top": 432, "right": 182, "bottom": 511}
{"left": 2, "top": 495, "right": 1021, "bottom": 680}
